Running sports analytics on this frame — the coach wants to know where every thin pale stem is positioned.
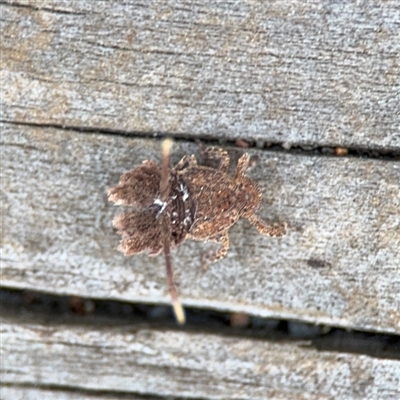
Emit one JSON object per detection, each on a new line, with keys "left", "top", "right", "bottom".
{"left": 159, "top": 139, "right": 185, "bottom": 324}
{"left": 162, "top": 216, "right": 185, "bottom": 324}
{"left": 160, "top": 138, "right": 173, "bottom": 201}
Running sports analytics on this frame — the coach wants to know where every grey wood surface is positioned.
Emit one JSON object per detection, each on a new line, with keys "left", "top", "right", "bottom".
{"left": 2, "top": 123, "right": 399, "bottom": 334}
{"left": 1, "top": 0, "right": 399, "bottom": 150}
{"left": 0, "top": 386, "right": 145, "bottom": 400}
{"left": 2, "top": 1, "right": 400, "bottom": 398}
{"left": 2, "top": 311, "right": 400, "bottom": 400}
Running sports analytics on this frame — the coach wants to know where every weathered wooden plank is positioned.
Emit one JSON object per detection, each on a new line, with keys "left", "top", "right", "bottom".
{"left": 1, "top": 311, "right": 400, "bottom": 400}
{"left": 1, "top": 0, "right": 399, "bottom": 150}
{"left": 2, "top": 123, "right": 399, "bottom": 333}
{"left": 0, "top": 386, "right": 145, "bottom": 400}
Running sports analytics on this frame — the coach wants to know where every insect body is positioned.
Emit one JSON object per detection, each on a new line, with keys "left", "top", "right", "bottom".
{"left": 108, "top": 140, "right": 286, "bottom": 324}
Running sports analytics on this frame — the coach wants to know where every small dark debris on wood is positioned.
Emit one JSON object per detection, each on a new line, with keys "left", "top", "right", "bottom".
{"left": 307, "top": 259, "right": 332, "bottom": 269}
{"left": 235, "top": 138, "right": 251, "bottom": 148}
{"left": 69, "top": 296, "right": 95, "bottom": 315}
{"left": 230, "top": 312, "right": 251, "bottom": 328}
{"left": 335, "top": 147, "right": 349, "bottom": 156}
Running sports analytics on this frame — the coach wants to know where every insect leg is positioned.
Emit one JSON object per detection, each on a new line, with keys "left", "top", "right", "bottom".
{"left": 247, "top": 215, "right": 287, "bottom": 237}
{"left": 200, "top": 147, "right": 230, "bottom": 173}
{"left": 201, "top": 232, "right": 230, "bottom": 271}
{"left": 175, "top": 154, "right": 198, "bottom": 170}
{"left": 234, "top": 153, "right": 250, "bottom": 180}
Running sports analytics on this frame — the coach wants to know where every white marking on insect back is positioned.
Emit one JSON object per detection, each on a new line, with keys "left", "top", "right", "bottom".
{"left": 179, "top": 183, "right": 189, "bottom": 201}
{"left": 154, "top": 198, "right": 167, "bottom": 216}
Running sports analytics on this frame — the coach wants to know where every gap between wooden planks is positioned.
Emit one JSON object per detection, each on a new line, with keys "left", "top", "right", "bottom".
{"left": 1, "top": 309, "right": 400, "bottom": 400}
{"left": 2, "top": 123, "right": 399, "bottom": 334}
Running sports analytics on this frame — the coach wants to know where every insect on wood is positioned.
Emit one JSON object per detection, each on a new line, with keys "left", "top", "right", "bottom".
{"left": 108, "top": 140, "right": 286, "bottom": 324}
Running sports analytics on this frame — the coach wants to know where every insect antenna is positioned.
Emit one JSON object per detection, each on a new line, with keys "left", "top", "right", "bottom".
{"left": 159, "top": 138, "right": 186, "bottom": 324}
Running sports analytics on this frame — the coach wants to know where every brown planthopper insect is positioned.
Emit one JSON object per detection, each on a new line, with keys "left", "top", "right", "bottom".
{"left": 108, "top": 139, "right": 286, "bottom": 324}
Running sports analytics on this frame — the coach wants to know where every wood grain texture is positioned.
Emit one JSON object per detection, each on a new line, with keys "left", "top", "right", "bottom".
{"left": 0, "top": 386, "right": 145, "bottom": 400}
{"left": 1, "top": 0, "right": 399, "bottom": 150}
{"left": 2, "top": 311, "right": 400, "bottom": 400}
{"left": 2, "top": 124, "right": 399, "bottom": 333}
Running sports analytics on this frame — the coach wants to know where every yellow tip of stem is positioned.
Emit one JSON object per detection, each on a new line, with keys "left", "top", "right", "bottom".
{"left": 162, "top": 138, "right": 173, "bottom": 157}
{"left": 172, "top": 301, "right": 186, "bottom": 325}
